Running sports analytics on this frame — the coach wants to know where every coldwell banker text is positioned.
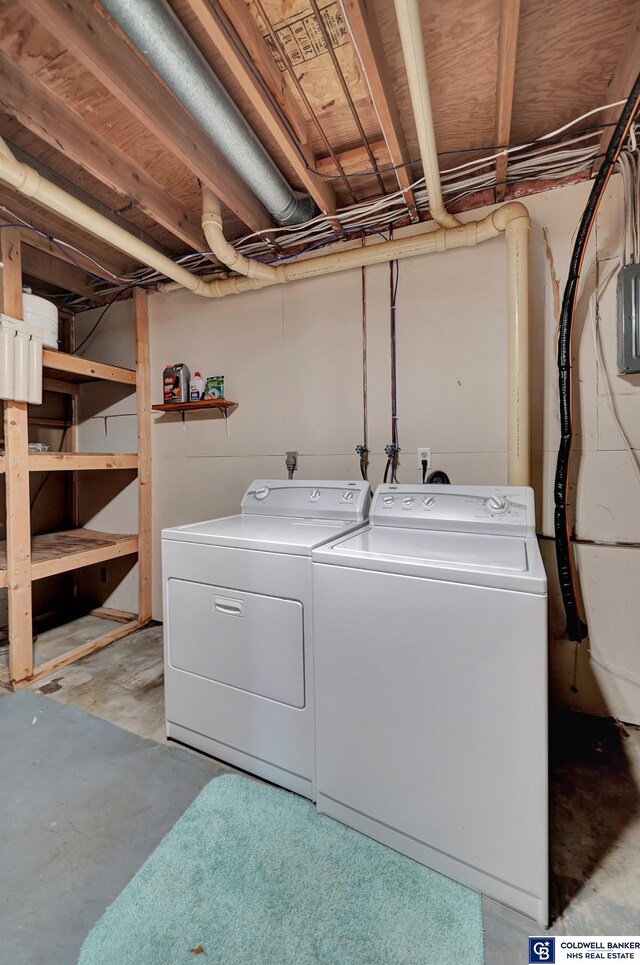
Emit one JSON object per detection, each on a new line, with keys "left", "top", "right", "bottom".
{"left": 562, "top": 941, "right": 640, "bottom": 960}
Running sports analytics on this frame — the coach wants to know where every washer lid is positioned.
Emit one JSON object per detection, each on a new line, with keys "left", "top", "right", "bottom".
{"left": 312, "top": 526, "right": 547, "bottom": 593}
{"left": 162, "top": 513, "right": 366, "bottom": 555}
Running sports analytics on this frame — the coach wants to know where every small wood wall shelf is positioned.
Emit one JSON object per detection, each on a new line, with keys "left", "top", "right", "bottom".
{"left": 152, "top": 398, "right": 237, "bottom": 423}
{"left": 152, "top": 399, "right": 237, "bottom": 413}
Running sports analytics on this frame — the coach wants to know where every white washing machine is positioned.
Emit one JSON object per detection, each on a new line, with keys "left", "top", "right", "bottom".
{"left": 162, "top": 479, "right": 370, "bottom": 800}
{"left": 312, "top": 483, "right": 548, "bottom": 924}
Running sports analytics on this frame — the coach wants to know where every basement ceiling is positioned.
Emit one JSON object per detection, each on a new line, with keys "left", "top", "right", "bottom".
{"left": 0, "top": 0, "right": 638, "bottom": 305}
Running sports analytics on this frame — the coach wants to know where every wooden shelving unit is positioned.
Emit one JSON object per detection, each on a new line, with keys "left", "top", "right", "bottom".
{"left": 0, "top": 229, "right": 152, "bottom": 689}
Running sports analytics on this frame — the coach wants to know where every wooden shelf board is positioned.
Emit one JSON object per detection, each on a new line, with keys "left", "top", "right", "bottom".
{"left": 43, "top": 349, "right": 136, "bottom": 386}
{"left": 0, "top": 528, "right": 138, "bottom": 586}
{"left": 28, "top": 452, "right": 138, "bottom": 471}
{"left": 152, "top": 399, "right": 237, "bottom": 412}
{"left": 0, "top": 615, "right": 148, "bottom": 690}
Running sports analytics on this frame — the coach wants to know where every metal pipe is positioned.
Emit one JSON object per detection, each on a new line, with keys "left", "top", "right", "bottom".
{"left": 393, "top": 0, "right": 460, "bottom": 229}
{"left": 100, "top": 0, "right": 315, "bottom": 226}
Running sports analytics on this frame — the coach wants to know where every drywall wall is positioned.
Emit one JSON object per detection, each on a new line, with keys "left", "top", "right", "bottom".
{"left": 147, "top": 175, "right": 640, "bottom": 724}
{"left": 75, "top": 298, "right": 139, "bottom": 613}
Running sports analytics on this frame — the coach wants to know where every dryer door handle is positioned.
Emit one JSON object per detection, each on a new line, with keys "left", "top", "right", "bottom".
{"left": 213, "top": 596, "right": 244, "bottom": 617}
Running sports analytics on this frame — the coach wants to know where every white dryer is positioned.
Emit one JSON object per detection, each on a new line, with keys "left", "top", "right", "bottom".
{"left": 162, "top": 479, "right": 370, "bottom": 800}
{"left": 312, "top": 484, "right": 548, "bottom": 924}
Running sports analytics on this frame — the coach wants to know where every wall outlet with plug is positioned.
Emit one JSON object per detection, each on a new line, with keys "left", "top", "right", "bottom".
{"left": 417, "top": 447, "right": 431, "bottom": 469}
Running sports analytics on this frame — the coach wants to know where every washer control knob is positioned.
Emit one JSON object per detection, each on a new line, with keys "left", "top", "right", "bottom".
{"left": 402, "top": 496, "right": 415, "bottom": 506}
{"left": 382, "top": 495, "right": 395, "bottom": 506}
{"left": 342, "top": 490, "right": 354, "bottom": 501}
{"left": 486, "top": 495, "right": 509, "bottom": 514}
{"left": 310, "top": 489, "right": 321, "bottom": 501}
{"left": 423, "top": 496, "right": 435, "bottom": 508}
{"left": 254, "top": 487, "right": 269, "bottom": 500}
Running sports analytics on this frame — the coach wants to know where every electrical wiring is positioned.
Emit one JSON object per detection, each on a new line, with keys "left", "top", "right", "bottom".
{"left": 73, "top": 284, "right": 136, "bottom": 355}
{"left": 554, "top": 72, "right": 640, "bottom": 644}
{"left": 0, "top": 218, "right": 120, "bottom": 291}
{"left": 22, "top": 103, "right": 629, "bottom": 312}
{"left": 30, "top": 427, "right": 69, "bottom": 511}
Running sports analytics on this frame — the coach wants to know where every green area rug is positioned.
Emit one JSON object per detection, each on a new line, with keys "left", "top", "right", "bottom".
{"left": 79, "top": 774, "right": 483, "bottom": 964}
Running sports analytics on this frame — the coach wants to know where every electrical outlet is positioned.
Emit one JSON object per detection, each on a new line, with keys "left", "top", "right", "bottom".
{"left": 417, "top": 447, "right": 431, "bottom": 469}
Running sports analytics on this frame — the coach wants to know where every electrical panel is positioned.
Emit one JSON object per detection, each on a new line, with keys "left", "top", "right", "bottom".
{"left": 618, "top": 263, "right": 640, "bottom": 374}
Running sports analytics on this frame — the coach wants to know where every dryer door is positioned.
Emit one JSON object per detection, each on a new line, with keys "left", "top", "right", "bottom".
{"left": 167, "top": 579, "right": 304, "bottom": 708}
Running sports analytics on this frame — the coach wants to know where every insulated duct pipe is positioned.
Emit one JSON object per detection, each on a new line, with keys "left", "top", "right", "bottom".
{"left": 0, "top": 137, "right": 531, "bottom": 484}
{"left": 393, "top": 0, "right": 460, "bottom": 229}
{"left": 99, "top": 0, "right": 315, "bottom": 227}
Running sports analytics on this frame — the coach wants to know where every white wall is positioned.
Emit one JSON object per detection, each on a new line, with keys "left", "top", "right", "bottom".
{"left": 149, "top": 176, "right": 640, "bottom": 724}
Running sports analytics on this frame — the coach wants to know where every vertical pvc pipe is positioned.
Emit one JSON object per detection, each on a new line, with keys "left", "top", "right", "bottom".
{"left": 505, "top": 216, "right": 531, "bottom": 485}
{"left": 393, "top": 0, "right": 460, "bottom": 229}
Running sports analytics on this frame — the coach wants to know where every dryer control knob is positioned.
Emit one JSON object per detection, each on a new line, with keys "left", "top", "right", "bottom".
{"left": 382, "top": 495, "right": 395, "bottom": 506}
{"left": 402, "top": 496, "right": 414, "bottom": 506}
{"left": 342, "top": 490, "right": 354, "bottom": 501}
{"left": 254, "top": 487, "right": 270, "bottom": 500}
{"left": 486, "top": 495, "right": 508, "bottom": 513}
{"left": 423, "top": 496, "right": 435, "bottom": 507}
{"left": 310, "top": 490, "right": 321, "bottom": 500}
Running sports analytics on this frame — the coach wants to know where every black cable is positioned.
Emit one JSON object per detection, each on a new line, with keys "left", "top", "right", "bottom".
{"left": 383, "top": 458, "right": 391, "bottom": 484}
{"left": 73, "top": 284, "right": 135, "bottom": 356}
{"left": 554, "top": 73, "right": 640, "bottom": 643}
{"left": 422, "top": 459, "right": 428, "bottom": 485}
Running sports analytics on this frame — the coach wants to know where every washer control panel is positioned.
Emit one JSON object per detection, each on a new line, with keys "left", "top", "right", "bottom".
{"left": 371, "top": 484, "right": 535, "bottom": 536}
{"left": 242, "top": 479, "right": 371, "bottom": 520}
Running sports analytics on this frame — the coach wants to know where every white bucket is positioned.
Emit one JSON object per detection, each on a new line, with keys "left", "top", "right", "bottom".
{"left": 22, "top": 291, "right": 59, "bottom": 350}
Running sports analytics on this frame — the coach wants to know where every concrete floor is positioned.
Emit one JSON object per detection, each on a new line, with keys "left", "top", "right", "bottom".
{"left": 2, "top": 618, "right": 639, "bottom": 963}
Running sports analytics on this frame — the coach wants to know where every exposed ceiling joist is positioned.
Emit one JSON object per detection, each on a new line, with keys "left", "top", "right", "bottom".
{"left": 18, "top": 228, "right": 113, "bottom": 286}
{"left": 0, "top": 51, "right": 209, "bottom": 256}
{"left": 594, "top": 2, "right": 640, "bottom": 171}
{"left": 0, "top": 191, "right": 135, "bottom": 279}
{"left": 315, "top": 139, "right": 391, "bottom": 178}
{"left": 22, "top": 0, "right": 274, "bottom": 233}
{"left": 214, "top": 0, "right": 308, "bottom": 147}
{"left": 2, "top": 129, "right": 173, "bottom": 258}
{"left": 340, "top": 0, "right": 418, "bottom": 220}
{"left": 494, "top": 0, "right": 521, "bottom": 202}
{"left": 21, "top": 242, "right": 102, "bottom": 300}
{"left": 184, "top": 0, "right": 336, "bottom": 217}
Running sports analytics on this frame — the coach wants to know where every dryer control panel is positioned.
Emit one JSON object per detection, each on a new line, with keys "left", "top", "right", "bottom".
{"left": 371, "top": 485, "right": 535, "bottom": 537}
{"left": 242, "top": 479, "right": 371, "bottom": 521}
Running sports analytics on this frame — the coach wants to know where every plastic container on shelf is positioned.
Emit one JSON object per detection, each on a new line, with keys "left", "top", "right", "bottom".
{"left": 22, "top": 290, "right": 59, "bottom": 350}
{"left": 189, "top": 372, "right": 206, "bottom": 401}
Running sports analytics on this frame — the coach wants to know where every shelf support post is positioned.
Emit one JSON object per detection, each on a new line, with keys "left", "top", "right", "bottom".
{"left": 134, "top": 288, "right": 152, "bottom": 623}
{"left": 1, "top": 226, "right": 34, "bottom": 683}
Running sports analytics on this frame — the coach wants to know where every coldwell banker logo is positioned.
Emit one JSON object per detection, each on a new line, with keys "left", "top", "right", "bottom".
{"left": 530, "top": 937, "right": 555, "bottom": 963}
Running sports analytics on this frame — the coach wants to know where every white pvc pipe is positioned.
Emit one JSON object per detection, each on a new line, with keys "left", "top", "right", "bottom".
{"left": 393, "top": 0, "right": 460, "bottom": 229}
{"left": 201, "top": 187, "right": 279, "bottom": 283}
{"left": 0, "top": 137, "right": 531, "bottom": 484}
